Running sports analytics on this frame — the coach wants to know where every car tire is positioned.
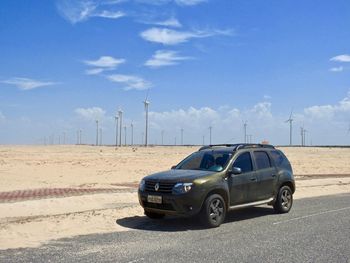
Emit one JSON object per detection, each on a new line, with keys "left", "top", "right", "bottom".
{"left": 200, "top": 194, "right": 226, "bottom": 228}
{"left": 274, "top": 185, "right": 293, "bottom": 213}
{"left": 144, "top": 210, "right": 165, "bottom": 219}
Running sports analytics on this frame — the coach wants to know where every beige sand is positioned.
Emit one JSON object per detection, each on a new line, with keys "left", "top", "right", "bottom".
{"left": 0, "top": 145, "right": 349, "bottom": 249}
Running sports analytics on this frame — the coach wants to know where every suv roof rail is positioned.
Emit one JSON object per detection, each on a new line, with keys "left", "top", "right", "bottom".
{"left": 236, "top": 143, "right": 275, "bottom": 150}
{"left": 198, "top": 144, "right": 238, "bottom": 151}
{"left": 198, "top": 143, "right": 275, "bottom": 151}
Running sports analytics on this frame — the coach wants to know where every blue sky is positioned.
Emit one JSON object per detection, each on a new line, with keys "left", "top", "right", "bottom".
{"left": 0, "top": 0, "right": 350, "bottom": 145}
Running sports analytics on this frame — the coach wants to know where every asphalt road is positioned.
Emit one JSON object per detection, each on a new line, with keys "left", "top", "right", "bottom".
{"left": 1, "top": 194, "right": 350, "bottom": 263}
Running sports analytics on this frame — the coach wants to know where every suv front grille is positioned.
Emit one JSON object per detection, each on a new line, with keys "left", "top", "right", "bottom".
{"left": 145, "top": 181, "right": 176, "bottom": 193}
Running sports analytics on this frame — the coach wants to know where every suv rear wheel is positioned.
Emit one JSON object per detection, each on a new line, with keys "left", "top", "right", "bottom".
{"left": 144, "top": 211, "right": 165, "bottom": 219}
{"left": 200, "top": 194, "right": 226, "bottom": 228}
{"left": 274, "top": 185, "right": 293, "bottom": 213}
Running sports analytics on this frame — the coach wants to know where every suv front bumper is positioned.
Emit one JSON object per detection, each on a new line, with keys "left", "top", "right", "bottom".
{"left": 138, "top": 190, "right": 204, "bottom": 216}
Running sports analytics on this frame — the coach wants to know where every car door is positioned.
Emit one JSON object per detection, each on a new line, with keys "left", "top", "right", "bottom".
{"left": 252, "top": 151, "right": 278, "bottom": 201}
{"left": 228, "top": 151, "right": 258, "bottom": 205}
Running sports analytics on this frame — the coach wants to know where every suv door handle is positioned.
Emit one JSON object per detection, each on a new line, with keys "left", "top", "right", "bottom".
{"left": 271, "top": 174, "right": 276, "bottom": 177}
{"left": 250, "top": 178, "right": 257, "bottom": 181}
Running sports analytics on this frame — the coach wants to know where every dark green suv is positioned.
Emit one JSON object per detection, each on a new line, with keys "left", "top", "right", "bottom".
{"left": 138, "top": 144, "right": 295, "bottom": 227}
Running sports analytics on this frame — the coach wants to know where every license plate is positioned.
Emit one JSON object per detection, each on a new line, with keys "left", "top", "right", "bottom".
{"left": 147, "top": 195, "right": 162, "bottom": 204}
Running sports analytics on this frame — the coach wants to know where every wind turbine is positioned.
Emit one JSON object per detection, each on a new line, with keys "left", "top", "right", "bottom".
{"left": 115, "top": 114, "right": 119, "bottom": 147}
{"left": 118, "top": 108, "right": 123, "bottom": 147}
{"left": 143, "top": 90, "right": 150, "bottom": 147}
{"left": 285, "top": 110, "right": 293, "bottom": 146}
{"left": 161, "top": 130, "right": 164, "bottom": 145}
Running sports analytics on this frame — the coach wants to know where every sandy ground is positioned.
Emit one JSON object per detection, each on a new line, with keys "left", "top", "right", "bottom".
{"left": 0, "top": 145, "right": 350, "bottom": 249}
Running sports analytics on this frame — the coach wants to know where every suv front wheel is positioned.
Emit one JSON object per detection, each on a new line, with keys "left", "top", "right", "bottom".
{"left": 200, "top": 194, "right": 226, "bottom": 228}
{"left": 274, "top": 185, "right": 293, "bottom": 213}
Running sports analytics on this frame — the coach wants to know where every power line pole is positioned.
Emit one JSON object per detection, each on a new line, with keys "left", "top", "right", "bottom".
{"left": 79, "top": 129, "right": 82, "bottom": 144}
{"left": 96, "top": 120, "right": 99, "bottom": 146}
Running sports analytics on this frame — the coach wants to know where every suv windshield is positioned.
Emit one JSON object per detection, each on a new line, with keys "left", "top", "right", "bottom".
{"left": 176, "top": 151, "right": 232, "bottom": 172}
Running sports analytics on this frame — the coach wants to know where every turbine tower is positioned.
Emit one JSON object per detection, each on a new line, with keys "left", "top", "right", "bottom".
{"left": 115, "top": 114, "right": 119, "bottom": 147}
{"left": 285, "top": 110, "right": 293, "bottom": 146}
{"left": 243, "top": 121, "right": 248, "bottom": 143}
{"left": 118, "top": 109, "right": 123, "bottom": 147}
{"left": 161, "top": 130, "right": 164, "bottom": 145}
{"left": 209, "top": 126, "right": 212, "bottom": 145}
{"left": 143, "top": 91, "right": 150, "bottom": 147}
{"left": 124, "top": 126, "right": 127, "bottom": 146}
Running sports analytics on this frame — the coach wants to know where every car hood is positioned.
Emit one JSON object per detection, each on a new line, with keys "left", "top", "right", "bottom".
{"left": 144, "top": 169, "right": 215, "bottom": 183}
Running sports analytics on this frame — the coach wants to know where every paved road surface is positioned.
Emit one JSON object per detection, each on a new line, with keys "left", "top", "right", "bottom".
{"left": 1, "top": 194, "right": 349, "bottom": 263}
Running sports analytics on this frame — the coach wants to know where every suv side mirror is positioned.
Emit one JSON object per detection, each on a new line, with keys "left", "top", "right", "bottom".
{"left": 231, "top": 167, "right": 242, "bottom": 175}
{"left": 171, "top": 165, "right": 177, "bottom": 169}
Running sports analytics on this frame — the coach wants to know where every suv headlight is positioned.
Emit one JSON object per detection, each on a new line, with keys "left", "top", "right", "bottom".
{"left": 172, "top": 183, "right": 193, "bottom": 194}
{"left": 139, "top": 179, "right": 145, "bottom": 191}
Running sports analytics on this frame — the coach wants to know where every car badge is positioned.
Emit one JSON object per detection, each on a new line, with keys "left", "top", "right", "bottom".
{"left": 155, "top": 183, "right": 160, "bottom": 191}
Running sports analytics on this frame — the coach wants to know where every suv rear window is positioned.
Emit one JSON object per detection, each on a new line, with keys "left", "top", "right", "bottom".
{"left": 270, "top": 150, "right": 292, "bottom": 170}
{"left": 253, "top": 151, "right": 271, "bottom": 170}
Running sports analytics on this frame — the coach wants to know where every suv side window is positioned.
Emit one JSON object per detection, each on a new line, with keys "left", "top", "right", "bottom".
{"left": 233, "top": 152, "right": 253, "bottom": 173}
{"left": 253, "top": 151, "right": 271, "bottom": 170}
{"left": 270, "top": 150, "right": 292, "bottom": 170}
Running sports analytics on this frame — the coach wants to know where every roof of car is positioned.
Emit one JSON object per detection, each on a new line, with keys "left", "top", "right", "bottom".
{"left": 198, "top": 143, "right": 275, "bottom": 152}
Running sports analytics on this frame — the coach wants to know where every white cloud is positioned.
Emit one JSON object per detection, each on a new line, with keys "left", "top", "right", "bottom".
{"left": 175, "top": 0, "right": 207, "bottom": 6}
{"left": 83, "top": 56, "right": 125, "bottom": 75}
{"left": 85, "top": 68, "right": 105, "bottom": 75}
{"left": 84, "top": 56, "right": 125, "bottom": 68}
{"left": 145, "top": 50, "right": 191, "bottom": 67}
{"left": 136, "top": 0, "right": 206, "bottom": 6}
{"left": 1, "top": 77, "right": 57, "bottom": 91}
{"left": 56, "top": 0, "right": 125, "bottom": 24}
{"left": 329, "top": 66, "right": 344, "bottom": 72}
{"left": 148, "top": 17, "right": 182, "bottom": 28}
{"left": 140, "top": 27, "right": 231, "bottom": 45}
{"left": 304, "top": 91, "right": 350, "bottom": 120}
{"left": 107, "top": 74, "right": 152, "bottom": 90}
{"left": 330, "top": 54, "right": 350, "bottom": 63}
{"left": 75, "top": 107, "right": 106, "bottom": 121}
